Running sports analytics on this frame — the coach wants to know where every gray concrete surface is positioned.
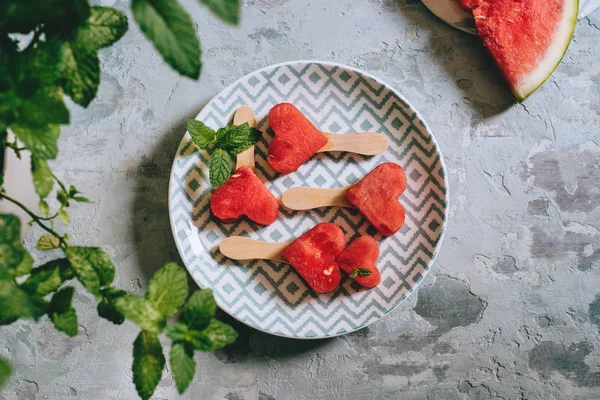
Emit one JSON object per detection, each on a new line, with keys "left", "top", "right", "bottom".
{"left": 2, "top": 0, "right": 600, "bottom": 399}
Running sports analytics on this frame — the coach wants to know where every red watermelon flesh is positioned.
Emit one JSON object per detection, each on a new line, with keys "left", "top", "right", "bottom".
{"left": 346, "top": 162, "right": 407, "bottom": 237}
{"left": 336, "top": 236, "right": 382, "bottom": 289}
{"left": 210, "top": 166, "right": 279, "bottom": 225}
{"left": 268, "top": 103, "right": 329, "bottom": 174}
{"left": 462, "top": 0, "right": 578, "bottom": 100}
{"left": 282, "top": 223, "right": 346, "bottom": 293}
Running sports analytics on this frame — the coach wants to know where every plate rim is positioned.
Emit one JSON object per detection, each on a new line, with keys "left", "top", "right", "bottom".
{"left": 168, "top": 59, "right": 450, "bottom": 339}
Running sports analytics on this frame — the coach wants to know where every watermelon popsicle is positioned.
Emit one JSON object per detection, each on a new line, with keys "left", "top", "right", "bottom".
{"left": 268, "top": 103, "right": 389, "bottom": 174}
{"left": 219, "top": 223, "right": 346, "bottom": 293}
{"left": 282, "top": 162, "right": 407, "bottom": 236}
{"left": 210, "top": 106, "right": 279, "bottom": 225}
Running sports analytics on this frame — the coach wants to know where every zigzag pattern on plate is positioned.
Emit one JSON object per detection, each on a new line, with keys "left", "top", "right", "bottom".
{"left": 169, "top": 62, "right": 447, "bottom": 338}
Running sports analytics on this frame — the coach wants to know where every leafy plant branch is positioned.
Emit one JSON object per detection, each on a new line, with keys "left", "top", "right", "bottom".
{"left": 0, "top": 0, "right": 243, "bottom": 398}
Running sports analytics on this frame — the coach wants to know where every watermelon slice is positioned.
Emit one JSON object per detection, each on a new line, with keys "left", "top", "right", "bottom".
{"left": 461, "top": 0, "right": 578, "bottom": 100}
{"left": 336, "top": 236, "right": 382, "bottom": 289}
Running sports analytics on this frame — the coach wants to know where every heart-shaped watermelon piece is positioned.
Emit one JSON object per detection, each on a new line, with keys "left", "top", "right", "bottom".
{"left": 210, "top": 166, "right": 279, "bottom": 225}
{"left": 346, "top": 162, "right": 407, "bottom": 236}
{"left": 336, "top": 236, "right": 381, "bottom": 289}
{"left": 267, "top": 103, "right": 328, "bottom": 174}
{"left": 282, "top": 222, "right": 346, "bottom": 293}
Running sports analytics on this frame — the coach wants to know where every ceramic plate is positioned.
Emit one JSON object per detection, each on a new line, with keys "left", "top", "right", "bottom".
{"left": 168, "top": 61, "right": 448, "bottom": 339}
{"left": 421, "top": 0, "right": 476, "bottom": 34}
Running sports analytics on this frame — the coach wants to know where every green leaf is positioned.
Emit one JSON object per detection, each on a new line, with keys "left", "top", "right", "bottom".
{"left": 0, "top": 279, "right": 34, "bottom": 325}
{"left": 132, "top": 331, "right": 165, "bottom": 400}
{"left": 165, "top": 322, "right": 211, "bottom": 350}
{"left": 11, "top": 124, "right": 59, "bottom": 160}
{"left": 36, "top": 234, "right": 60, "bottom": 251}
{"left": 49, "top": 286, "right": 74, "bottom": 314}
{"left": 97, "top": 287, "right": 126, "bottom": 325}
{"left": 57, "top": 189, "right": 69, "bottom": 205}
{"left": 217, "top": 123, "right": 261, "bottom": 154}
{"left": 19, "top": 89, "right": 69, "bottom": 127}
{"left": 21, "top": 265, "right": 62, "bottom": 296}
{"left": 31, "top": 156, "right": 54, "bottom": 198}
{"left": 170, "top": 342, "right": 195, "bottom": 394}
{"left": 209, "top": 148, "right": 232, "bottom": 188}
{"left": 349, "top": 267, "right": 372, "bottom": 279}
{"left": 78, "top": 7, "right": 129, "bottom": 51}
{"left": 201, "top": 0, "right": 241, "bottom": 25}
{"left": 146, "top": 262, "right": 188, "bottom": 318}
{"left": 187, "top": 119, "right": 215, "bottom": 149}
{"left": 58, "top": 209, "right": 70, "bottom": 225}
{"left": 201, "top": 319, "right": 238, "bottom": 350}
{"left": 51, "top": 308, "right": 78, "bottom": 336}
{"left": 180, "top": 289, "right": 216, "bottom": 331}
{"left": 72, "top": 196, "right": 91, "bottom": 203}
{"left": 0, "top": 357, "right": 11, "bottom": 388}
{"left": 39, "top": 200, "right": 50, "bottom": 216}
{"left": 131, "top": 0, "right": 201, "bottom": 79}
{"left": 200, "top": 0, "right": 241, "bottom": 25}
{"left": 0, "top": 214, "right": 32, "bottom": 276}
{"left": 49, "top": 287, "right": 78, "bottom": 337}
{"left": 60, "top": 43, "right": 100, "bottom": 107}
{"left": 65, "top": 247, "right": 116, "bottom": 296}
{"left": 115, "top": 295, "right": 165, "bottom": 333}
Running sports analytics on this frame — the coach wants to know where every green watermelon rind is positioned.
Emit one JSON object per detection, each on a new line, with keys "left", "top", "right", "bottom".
{"left": 513, "top": 0, "right": 579, "bottom": 102}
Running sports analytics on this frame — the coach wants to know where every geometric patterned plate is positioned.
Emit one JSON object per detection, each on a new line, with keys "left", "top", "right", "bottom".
{"left": 168, "top": 61, "right": 448, "bottom": 339}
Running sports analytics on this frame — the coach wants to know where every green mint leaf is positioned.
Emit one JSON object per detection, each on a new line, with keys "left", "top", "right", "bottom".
{"left": 146, "top": 262, "right": 189, "bottom": 318}
{"left": 65, "top": 247, "right": 116, "bottom": 297}
{"left": 97, "top": 287, "right": 126, "bottom": 325}
{"left": 170, "top": 342, "right": 196, "bottom": 394}
{"left": 131, "top": 0, "right": 201, "bottom": 79}
{"left": 39, "top": 200, "right": 50, "bottom": 216}
{"left": 115, "top": 295, "right": 165, "bottom": 333}
{"left": 0, "top": 214, "right": 32, "bottom": 276}
{"left": 58, "top": 209, "right": 70, "bottom": 225}
{"left": 49, "top": 287, "right": 78, "bottom": 337}
{"left": 57, "top": 190, "right": 69, "bottom": 205}
{"left": 200, "top": 0, "right": 241, "bottom": 25}
{"left": 187, "top": 119, "right": 215, "bottom": 149}
{"left": 60, "top": 43, "right": 100, "bottom": 107}
{"left": 51, "top": 308, "right": 78, "bottom": 337}
{"left": 215, "top": 127, "right": 228, "bottom": 141}
{"left": 21, "top": 265, "right": 62, "bottom": 296}
{"left": 132, "top": 331, "right": 165, "bottom": 400}
{"left": 31, "top": 156, "right": 54, "bottom": 198}
{"left": 19, "top": 89, "right": 69, "bottom": 127}
{"left": 165, "top": 322, "right": 211, "bottom": 350}
{"left": 49, "top": 286, "right": 75, "bottom": 314}
{"left": 201, "top": 319, "right": 238, "bottom": 351}
{"left": 180, "top": 288, "right": 216, "bottom": 331}
{"left": 216, "top": 123, "right": 261, "bottom": 154}
{"left": 72, "top": 196, "right": 91, "bottom": 203}
{"left": 11, "top": 124, "right": 59, "bottom": 160}
{"left": 0, "top": 279, "right": 34, "bottom": 325}
{"left": 78, "top": 6, "right": 129, "bottom": 51}
{"left": 14, "top": 251, "right": 33, "bottom": 278}
{"left": 69, "top": 185, "right": 78, "bottom": 197}
{"left": 0, "top": 357, "right": 11, "bottom": 388}
{"left": 36, "top": 234, "right": 61, "bottom": 251}
{"left": 209, "top": 148, "right": 232, "bottom": 188}
{"left": 349, "top": 267, "right": 372, "bottom": 279}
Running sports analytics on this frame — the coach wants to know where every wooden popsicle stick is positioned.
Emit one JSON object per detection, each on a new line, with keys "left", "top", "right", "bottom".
{"left": 233, "top": 106, "right": 257, "bottom": 169}
{"left": 220, "top": 237, "right": 290, "bottom": 263}
{"left": 281, "top": 187, "right": 353, "bottom": 210}
{"left": 318, "top": 132, "right": 388, "bottom": 156}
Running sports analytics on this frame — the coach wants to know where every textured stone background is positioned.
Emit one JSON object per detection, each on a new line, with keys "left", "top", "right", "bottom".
{"left": 2, "top": 0, "right": 600, "bottom": 399}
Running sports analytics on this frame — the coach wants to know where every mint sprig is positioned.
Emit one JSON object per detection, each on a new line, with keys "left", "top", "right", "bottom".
{"left": 187, "top": 120, "right": 261, "bottom": 187}
{"left": 350, "top": 267, "right": 372, "bottom": 279}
